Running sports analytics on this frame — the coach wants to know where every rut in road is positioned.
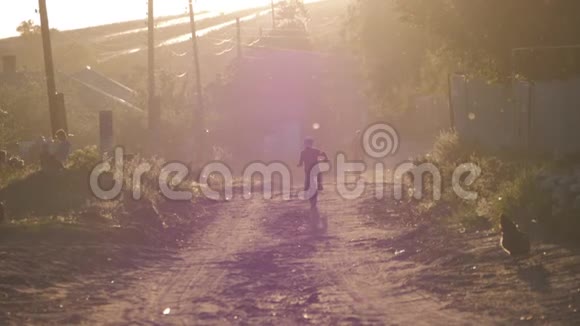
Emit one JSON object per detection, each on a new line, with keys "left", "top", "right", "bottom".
{"left": 88, "top": 189, "right": 492, "bottom": 325}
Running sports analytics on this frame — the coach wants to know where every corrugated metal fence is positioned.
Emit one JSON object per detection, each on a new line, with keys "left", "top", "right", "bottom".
{"left": 450, "top": 74, "right": 580, "bottom": 154}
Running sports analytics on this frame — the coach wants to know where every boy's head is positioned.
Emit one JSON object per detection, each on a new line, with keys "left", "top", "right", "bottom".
{"left": 304, "top": 137, "right": 314, "bottom": 148}
{"left": 55, "top": 129, "right": 67, "bottom": 142}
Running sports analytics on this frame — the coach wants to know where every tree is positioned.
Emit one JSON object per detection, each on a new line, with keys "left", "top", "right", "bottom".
{"left": 275, "top": 0, "right": 310, "bottom": 30}
{"left": 347, "top": 0, "right": 580, "bottom": 117}
{"left": 346, "top": 0, "right": 432, "bottom": 115}
{"left": 16, "top": 20, "right": 41, "bottom": 36}
{"left": 395, "top": 0, "right": 580, "bottom": 79}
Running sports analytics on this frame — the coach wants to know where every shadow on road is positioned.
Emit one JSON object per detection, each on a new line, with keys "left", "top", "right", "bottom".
{"left": 211, "top": 202, "right": 332, "bottom": 323}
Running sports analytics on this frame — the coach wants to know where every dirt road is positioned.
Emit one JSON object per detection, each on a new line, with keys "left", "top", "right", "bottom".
{"left": 81, "top": 188, "right": 492, "bottom": 325}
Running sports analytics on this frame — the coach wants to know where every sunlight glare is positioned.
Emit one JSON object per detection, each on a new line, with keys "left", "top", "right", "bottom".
{"left": 1, "top": 1, "right": 274, "bottom": 39}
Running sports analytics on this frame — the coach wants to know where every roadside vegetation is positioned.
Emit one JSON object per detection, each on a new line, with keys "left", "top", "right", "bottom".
{"left": 347, "top": 0, "right": 580, "bottom": 240}
{"left": 0, "top": 145, "right": 213, "bottom": 243}
{"left": 413, "top": 131, "right": 580, "bottom": 243}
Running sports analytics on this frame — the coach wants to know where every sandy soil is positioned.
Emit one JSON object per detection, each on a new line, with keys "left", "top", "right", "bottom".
{"left": 40, "top": 189, "right": 490, "bottom": 325}
{"left": 364, "top": 198, "right": 580, "bottom": 325}
{"left": 1, "top": 185, "right": 579, "bottom": 325}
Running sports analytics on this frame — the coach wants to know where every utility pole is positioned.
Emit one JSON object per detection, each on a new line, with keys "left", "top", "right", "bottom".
{"left": 147, "top": 0, "right": 159, "bottom": 144}
{"left": 271, "top": 0, "right": 276, "bottom": 30}
{"left": 38, "top": 0, "right": 59, "bottom": 135}
{"left": 236, "top": 18, "right": 242, "bottom": 58}
{"left": 188, "top": 0, "right": 205, "bottom": 155}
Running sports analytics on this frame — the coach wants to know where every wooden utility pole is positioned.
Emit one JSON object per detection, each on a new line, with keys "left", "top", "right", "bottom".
{"left": 38, "top": 0, "right": 59, "bottom": 134}
{"left": 147, "top": 0, "right": 155, "bottom": 101}
{"left": 236, "top": 18, "right": 242, "bottom": 58}
{"left": 188, "top": 0, "right": 205, "bottom": 154}
{"left": 147, "top": 0, "right": 159, "bottom": 140}
{"left": 271, "top": 0, "right": 276, "bottom": 30}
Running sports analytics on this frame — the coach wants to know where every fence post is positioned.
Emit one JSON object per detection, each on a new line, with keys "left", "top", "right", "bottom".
{"left": 447, "top": 73, "right": 455, "bottom": 129}
{"left": 99, "top": 110, "right": 113, "bottom": 157}
{"left": 527, "top": 82, "right": 534, "bottom": 151}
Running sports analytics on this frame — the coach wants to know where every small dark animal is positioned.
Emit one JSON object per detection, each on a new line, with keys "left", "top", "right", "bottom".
{"left": 500, "top": 215, "right": 531, "bottom": 256}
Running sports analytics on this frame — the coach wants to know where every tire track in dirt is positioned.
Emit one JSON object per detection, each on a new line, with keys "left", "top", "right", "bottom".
{"left": 87, "top": 198, "right": 268, "bottom": 325}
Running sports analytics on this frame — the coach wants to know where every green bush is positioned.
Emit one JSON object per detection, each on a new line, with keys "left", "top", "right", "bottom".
{"left": 417, "top": 130, "right": 549, "bottom": 231}
{"left": 67, "top": 145, "right": 100, "bottom": 171}
{"left": 0, "top": 165, "right": 37, "bottom": 189}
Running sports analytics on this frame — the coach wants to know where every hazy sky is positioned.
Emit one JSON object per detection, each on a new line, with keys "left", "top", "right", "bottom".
{"left": 0, "top": 0, "right": 272, "bottom": 39}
